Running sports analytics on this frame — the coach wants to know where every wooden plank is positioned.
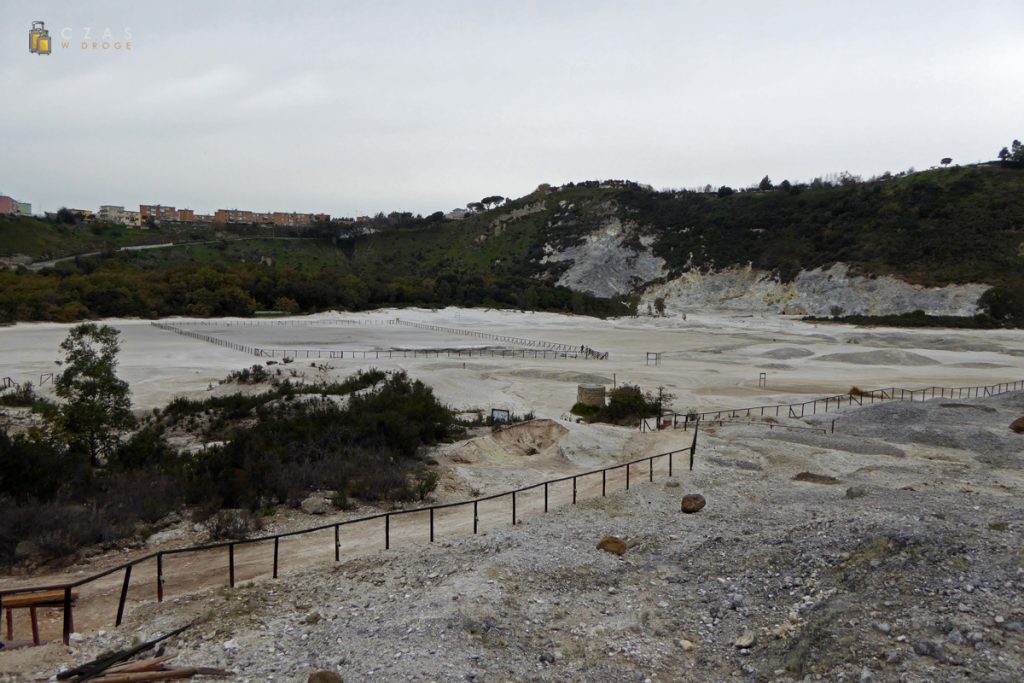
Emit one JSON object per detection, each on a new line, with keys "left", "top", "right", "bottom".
{"left": 58, "top": 622, "right": 193, "bottom": 681}
{"left": 89, "top": 668, "right": 197, "bottom": 683}
{"left": 105, "top": 655, "right": 177, "bottom": 674}
{"left": 2, "top": 589, "right": 78, "bottom": 609}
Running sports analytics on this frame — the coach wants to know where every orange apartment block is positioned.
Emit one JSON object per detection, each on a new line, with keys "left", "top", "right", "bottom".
{"left": 139, "top": 204, "right": 180, "bottom": 223}
{"left": 214, "top": 209, "right": 255, "bottom": 224}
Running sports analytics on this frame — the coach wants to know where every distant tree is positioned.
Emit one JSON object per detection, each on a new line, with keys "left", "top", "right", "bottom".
{"left": 481, "top": 195, "right": 505, "bottom": 209}
{"left": 654, "top": 297, "right": 666, "bottom": 316}
{"left": 1013, "top": 139, "right": 1024, "bottom": 164}
{"left": 779, "top": 179, "right": 792, "bottom": 192}
{"left": 54, "top": 323, "right": 135, "bottom": 467}
{"left": 999, "top": 146, "right": 1011, "bottom": 163}
{"left": 758, "top": 175, "right": 774, "bottom": 191}
{"left": 716, "top": 186, "right": 734, "bottom": 197}
{"left": 273, "top": 296, "right": 301, "bottom": 314}
{"left": 940, "top": 157, "right": 953, "bottom": 167}
{"left": 466, "top": 202, "right": 484, "bottom": 213}
{"left": 56, "top": 207, "right": 76, "bottom": 224}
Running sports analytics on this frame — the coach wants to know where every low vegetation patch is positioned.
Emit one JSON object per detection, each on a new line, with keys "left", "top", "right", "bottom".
{"left": 0, "top": 324, "right": 452, "bottom": 567}
{"left": 570, "top": 385, "right": 664, "bottom": 426}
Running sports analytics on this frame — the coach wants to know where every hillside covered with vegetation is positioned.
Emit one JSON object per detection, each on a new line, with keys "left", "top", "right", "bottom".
{"left": 2, "top": 153, "right": 1023, "bottom": 326}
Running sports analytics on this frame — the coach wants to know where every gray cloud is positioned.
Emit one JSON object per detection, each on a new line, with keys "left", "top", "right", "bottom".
{"left": 2, "top": 0, "right": 1022, "bottom": 216}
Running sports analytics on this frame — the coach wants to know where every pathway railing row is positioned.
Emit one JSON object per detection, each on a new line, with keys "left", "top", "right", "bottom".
{"left": 160, "top": 319, "right": 396, "bottom": 328}
{"left": 641, "top": 379, "right": 1024, "bottom": 432}
{"left": 150, "top": 322, "right": 592, "bottom": 361}
{"left": 0, "top": 442, "right": 693, "bottom": 644}
{"left": 395, "top": 320, "right": 609, "bottom": 360}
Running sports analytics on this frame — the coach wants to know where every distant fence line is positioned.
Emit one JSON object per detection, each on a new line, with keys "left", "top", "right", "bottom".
{"left": 395, "top": 320, "right": 609, "bottom": 360}
{"left": 151, "top": 320, "right": 603, "bottom": 361}
{"left": 0, "top": 442, "right": 692, "bottom": 644}
{"left": 640, "top": 378, "right": 1024, "bottom": 432}
{"left": 0, "top": 373, "right": 55, "bottom": 392}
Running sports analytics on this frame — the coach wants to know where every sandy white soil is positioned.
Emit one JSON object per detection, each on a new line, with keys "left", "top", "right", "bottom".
{"left": 1, "top": 308, "right": 1023, "bottom": 681}
{"left": 2, "top": 308, "right": 1022, "bottom": 419}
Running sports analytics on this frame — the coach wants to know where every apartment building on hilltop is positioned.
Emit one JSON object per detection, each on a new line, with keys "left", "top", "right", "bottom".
{"left": 0, "top": 194, "right": 32, "bottom": 216}
{"left": 97, "top": 205, "right": 141, "bottom": 226}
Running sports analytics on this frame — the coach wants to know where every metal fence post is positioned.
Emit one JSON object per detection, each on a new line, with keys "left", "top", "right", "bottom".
{"left": 273, "top": 538, "right": 279, "bottom": 578}
{"left": 334, "top": 525, "right": 340, "bottom": 562}
{"left": 156, "top": 552, "right": 164, "bottom": 602}
{"left": 512, "top": 491, "right": 517, "bottom": 525}
{"left": 430, "top": 508, "right": 435, "bottom": 542}
{"left": 229, "top": 544, "right": 235, "bottom": 588}
{"left": 385, "top": 514, "right": 391, "bottom": 550}
{"left": 473, "top": 501, "right": 479, "bottom": 534}
{"left": 116, "top": 564, "right": 132, "bottom": 627}
{"left": 626, "top": 463, "right": 630, "bottom": 490}
{"left": 62, "top": 586, "right": 73, "bottom": 645}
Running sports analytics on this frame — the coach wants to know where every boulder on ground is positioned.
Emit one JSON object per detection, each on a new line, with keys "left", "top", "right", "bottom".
{"left": 301, "top": 495, "right": 330, "bottom": 515}
{"left": 681, "top": 494, "right": 706, "bottom": 513}
{"left": 597, "top": 535, "right": 628, "bottom": 555}
{"left": 1010, "top": 417, "right": 1024, "bottom": 433}
{"left": 793, "top": 471, "right": 840, "bottom": 485}
{"left": 308, "top": 672, "right": 343, "bottom": 683}
{"left": 845, "top": 485, "right": 868, "bottom": 499}
{"left": 734, "top": 630, "right": 756, "bottom": 648}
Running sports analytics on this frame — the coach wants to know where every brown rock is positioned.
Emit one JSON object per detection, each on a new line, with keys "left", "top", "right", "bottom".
{"left": 1010, "top": 416, "right": 1024, "bottom": 433}
{"left": 308, "top": 672, "right": 344, "bottom": 683}
{"left": 681, "top": 494, "right": 706, "bottom": 513}
{"left": 792, "top": 471, "right": 840, "bottom": 485}
{"left": 597, "top": 535, "right": 628, "bottom": 555}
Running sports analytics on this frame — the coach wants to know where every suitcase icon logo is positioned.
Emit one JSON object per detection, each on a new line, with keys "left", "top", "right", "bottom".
{"left": 30, "top": 21, "right": 51, "bottom": 55}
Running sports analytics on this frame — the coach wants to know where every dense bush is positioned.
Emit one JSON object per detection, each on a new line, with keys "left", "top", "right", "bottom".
{"left": 0, "top": 369, "right": 450, "bottom": 567}
{"left": 571, "top": 385, "right": 661, "bottom": 425}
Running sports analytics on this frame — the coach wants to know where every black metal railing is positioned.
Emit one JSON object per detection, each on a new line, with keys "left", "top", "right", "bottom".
{"left": 640, "top": 379, "right": 1024, "bottom": 432}
{"left": 0, "top": 442, "right": 694, "bottom": 643}
{"left": 151, "top": 320, "right": 605, "bottom": 361}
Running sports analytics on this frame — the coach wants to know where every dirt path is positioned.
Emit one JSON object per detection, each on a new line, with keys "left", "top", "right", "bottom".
{"left": 1, "top": 428, "right": 681, "bottom": 646}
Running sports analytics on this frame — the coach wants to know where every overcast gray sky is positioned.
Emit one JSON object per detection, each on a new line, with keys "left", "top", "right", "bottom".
{"left": 2, "top": 1, "right": 1022, "bottom": 216}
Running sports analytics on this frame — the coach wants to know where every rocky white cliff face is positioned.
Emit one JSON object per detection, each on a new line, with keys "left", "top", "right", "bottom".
{"left": 541, "top": 218, "right": 666, "bottom": 298}
{"left": 641, "top": 264, "right": 990, "bottom": 317}
{"left": 538, "top": 219, "right": 990, "bottom": 316}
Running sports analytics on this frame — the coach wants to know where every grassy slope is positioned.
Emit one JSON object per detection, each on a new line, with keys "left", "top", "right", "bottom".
{"left": 3, "top": 165, "right": 1022, "bottom": 323}
{"left": 0, "top": 216, "right": 180, "bottom": 260}
{"left": 352, "top": 165, "right": 1024, "bottom": 290}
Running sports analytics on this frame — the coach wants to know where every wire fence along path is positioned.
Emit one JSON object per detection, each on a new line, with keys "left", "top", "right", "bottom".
{"left": 0, "top": 443, "right": 692, "bottom": 645}
{"left": 395, "top": 320, "right": 609, "bottom": 359}
{"left": 151, "top": 319, "right": 606, "bottom": 361}
{"left": 640, "top": 378, "right": 1024, "bottom": 432}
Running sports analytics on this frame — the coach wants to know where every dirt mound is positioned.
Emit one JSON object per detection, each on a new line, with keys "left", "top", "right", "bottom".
{"left": 446, "top": 419, "right": 570, "bottom": 464}
{"left": 491, "top": 419, "right": 569, "bottom": 455}
{"left": 813, "top": 350, "right": 939, "bottom": 366}
{"left": 761, "top": 347, "right": 814, "bottom": 360}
